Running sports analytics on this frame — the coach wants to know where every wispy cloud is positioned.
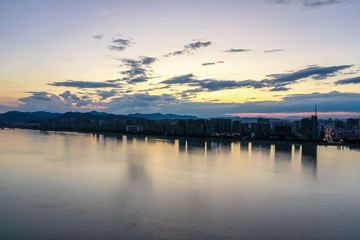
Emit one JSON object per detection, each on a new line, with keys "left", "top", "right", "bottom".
{"left": 108, "top": 37, "right": 133, "bottom": 51}
{"left": 270, "top": 0, "right": 349, "bottom": 8}
{"left": 161, "top": 74, "right": 264, "bottom": 94}
{"left": 164, "top": 41, "right": 212, "bottom": 57}
{"left": 335, "top": 76, "right": 360, "bottom": 85}
{"left": 59, "top": 91, "right": 94, "bottom": 107}
{"left": 302, "top": 0, "right": 348, "bottom": 8}
{"left": 264, "top": 49, "right": 285, "bottom": 53}
{"left": 201, "top": 61, "right": 224, "bottom": 66}
{"left": 264, "top": 65, "right": 352, "bottom": 87}
{"left": 160, "top": 65, "right": 352, "bottom": 95}
{"left": 96, "top": 89, "right": 119, "bottom": 100}
{"left": 224, "top": 49, "right": 252, "bottom": 53}
{"left": 93, "top": 34, "right": 103, "bottom": 40}
{"left": 118, "top": 56, "right": 157, "bottom": 84}
{"left": 48, "top": 80, "right": 120, "bottom": 89}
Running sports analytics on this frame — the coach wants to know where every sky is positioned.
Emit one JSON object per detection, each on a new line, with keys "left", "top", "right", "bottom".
{"left": 0, "top": 0, "right": 359, "bottom": 118}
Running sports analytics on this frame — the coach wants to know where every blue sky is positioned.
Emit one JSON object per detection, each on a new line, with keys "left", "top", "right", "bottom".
{"left": 0, "top": 0, "right": 359, "bottom": 117}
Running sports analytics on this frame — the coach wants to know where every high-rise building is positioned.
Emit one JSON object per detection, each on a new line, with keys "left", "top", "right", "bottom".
{"left": 346, "top": 118, "right": 359, "bottom": 130}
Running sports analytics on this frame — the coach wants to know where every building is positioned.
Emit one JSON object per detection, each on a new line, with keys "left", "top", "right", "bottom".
{"left": 275, "top": 125, "right": 292, "bottom": 138}
{"left": 346, "top": 118, "right": 359, "bottom": 130}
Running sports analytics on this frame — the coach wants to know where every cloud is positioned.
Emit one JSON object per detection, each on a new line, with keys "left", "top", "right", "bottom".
{"left": 264, "top": 65, "right": 352, "bottom": 87}
{"left": 270, "top": 0, "right": 349, "bottom": 8}
{"left": 48, "top": 80, "right": 120, "bottom": 89}
{"left": 96, "top": 89, "right": 119, "bottom": 100}
{"left": 159, "top": 91, "right": 360, "bottom": 117}
{"left": 108, "top": 38, "right": 132, "bottom": 51}
{"left": 93, "top": 34, "right": 103, "bottom": 39}
{"left": 127, "top": 77, "right": 148, "bottom": 84}
{"left": 105, "top": 91, "right": 359, "bottom": 117}
{"left": 16, "top": 92, "right": 78, "bottom": 112}
{"left": 202, "top": 62, "right": 216, "bottom": 66}
{"left": 270, "top": 0, "right": 291, "bottom": 4}
{"left": 118, "top": 56, "right": 157, "bottom": 84}
{"left": 160, "top": 65, "right": 352, "bottom": 95}
{"left": 201, "top": 61, "right": 224, "bottom": 66}
{"left": 224, "top": 49, "right": 252, "bottom": 53}
{"left": 105, "top": 93, "right": 177, "bottom": 114}
{"left": 161, "top": 74, "right": 264, "bottom": 98}
{"left": 302, "top": 0, "right": 348, "bottom": 8}
{"left": 264, "top": 49, "right": 285, "bottom": 53}
{"left": 164, "top": 41, "right": 212, "bottom": 57}
{"left": 335, "top": 76, "right": 360, "bottom": 85}
{"left": 161, "top": 74, "right": 196, "bottom": 85}
{"left": 59, "top": 91, "right": 94, "bottom": 107}
{"left": 185, "top": 41, "right": 212, "bottom": 50}
{"left": 3, "top": 90, "right": 360, "bottom": 118}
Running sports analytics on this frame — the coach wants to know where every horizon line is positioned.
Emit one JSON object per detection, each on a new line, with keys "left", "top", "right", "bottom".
{"left": 227, "top": 112, "right": 360, "bottom": 118}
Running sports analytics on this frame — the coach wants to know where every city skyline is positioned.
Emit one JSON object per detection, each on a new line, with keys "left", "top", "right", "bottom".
{"left": 1, "top": 0, "right": 360, "bottom": 118}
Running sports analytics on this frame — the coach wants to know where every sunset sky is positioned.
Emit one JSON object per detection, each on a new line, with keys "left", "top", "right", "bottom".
{"left": 1, "top": 0, "right": 359, "bottom": 118}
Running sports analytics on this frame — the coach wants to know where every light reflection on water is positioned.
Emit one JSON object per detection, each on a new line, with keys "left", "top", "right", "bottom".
{"left": 0, "top": 129, "right": 360, "bottom": 240}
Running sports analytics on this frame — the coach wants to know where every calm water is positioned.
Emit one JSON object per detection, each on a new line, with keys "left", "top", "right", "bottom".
{"left": 1, "top": 129, "right": 360, "bottom": 240}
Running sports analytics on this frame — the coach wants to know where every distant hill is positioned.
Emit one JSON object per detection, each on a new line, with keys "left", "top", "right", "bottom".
{"left": 0, "top": 111, "right": 197, "bottom": 126}
{"left": 0, "top": 111, "right": 60, "bottom": 124}
{"left": 126, "top": 113, "right": 197, "bottom": 120}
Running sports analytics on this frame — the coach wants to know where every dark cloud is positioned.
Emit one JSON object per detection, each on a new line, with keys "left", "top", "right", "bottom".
{"left": 93, "top": 34, "right": 103, "bottom": 39}
{"left": 161, "top": 74, "right": 196, "bottom": 85}
{"left": 161, "top": 65, "right": 352, "bottom": 94}
{"left": 263, "top": 65, "right": 352, "bottom": 87}
{"left": 224, "top": 49, "right": 252, "bottom": 53}
{"left": 60, "top": 91, "right": 93, "bottom": 107}
{"left": 194, "top": 79, "right": 264, "bottom": 91}
{"left": 201, "top": 61, "right": 224, "bottom": 66}
{"left": 270, "top": 0, "right": 291, "bottom": 3}
{"left": 22, "top": 91, "right": 54, "bottom": 101}
{"left": 48, "top": 80, "right": 120, "bottom": 89}
{"left": 105, "top": 79, "right": 123, "bottom": 83}
{"left": 202, "top": 62, "right": 216, "bottom": 66}
{"left": 302, "top": 0, "right": 348, "bottom": 8}
{"left": 161, "top": 74, "right": 264, "bottom": 98}
{"left": 60, "top": 91, "right": 81, "bottom": 101}
{"left": 164, "top": 41, "right": 212, "bottom": 57}
{"left": 270, "top": 0, "right": 349, "bottom": 8}
{"left": 264, "top": 49, "right": 285, "bottom": 53}
{"left": 141, "top": 57, "right": 157, "bottom": 65}
{"left": 335, "top": 76, "right": 360, "bottom": 85}
{"left": 185, "top": 41, "right": 211, "bottom": 50}
{"left": 108, "top": 38, "right": 132, "bottom": 51}
{"left": 96, "top": 89, "right": 119, "bottom": 100}
{"left": 127, "top": 77, "right": 148, "bottom": 84}
{"left": 118, "top": 56, "right": 157, "bottom": 84}
{"left": 269, "top": 86, "right": 291, "bottom": 91}
{"left": 105, "top": 93, "right": 177, "bottom": 114}
{"left": 15, "top": 92, "right": 77, "bottom": 112}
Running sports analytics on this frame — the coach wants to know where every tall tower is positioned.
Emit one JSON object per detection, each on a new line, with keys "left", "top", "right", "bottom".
{"left": 312, "top": 104, "right": 319, "bottom": 139}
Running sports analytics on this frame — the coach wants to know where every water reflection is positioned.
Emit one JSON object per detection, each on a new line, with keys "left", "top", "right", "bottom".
{"left": 301, "top": 144, "right": 318, "bottom": 178}
{"left": 1, "top": 130, "right": 360, "bottom": 240}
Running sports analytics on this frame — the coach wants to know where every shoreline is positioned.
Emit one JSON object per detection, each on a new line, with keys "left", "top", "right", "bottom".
{"left": 3, "top": 127, "right": 360, "bottom": 148}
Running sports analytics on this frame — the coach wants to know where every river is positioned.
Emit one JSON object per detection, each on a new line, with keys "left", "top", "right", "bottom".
{"left": 1, "top": 129, "right": 360, "bottom": 239}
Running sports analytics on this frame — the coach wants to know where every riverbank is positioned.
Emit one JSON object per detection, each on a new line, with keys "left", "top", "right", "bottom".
{"left": 3, "top": 126, "right": 360, "bottom": 148}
